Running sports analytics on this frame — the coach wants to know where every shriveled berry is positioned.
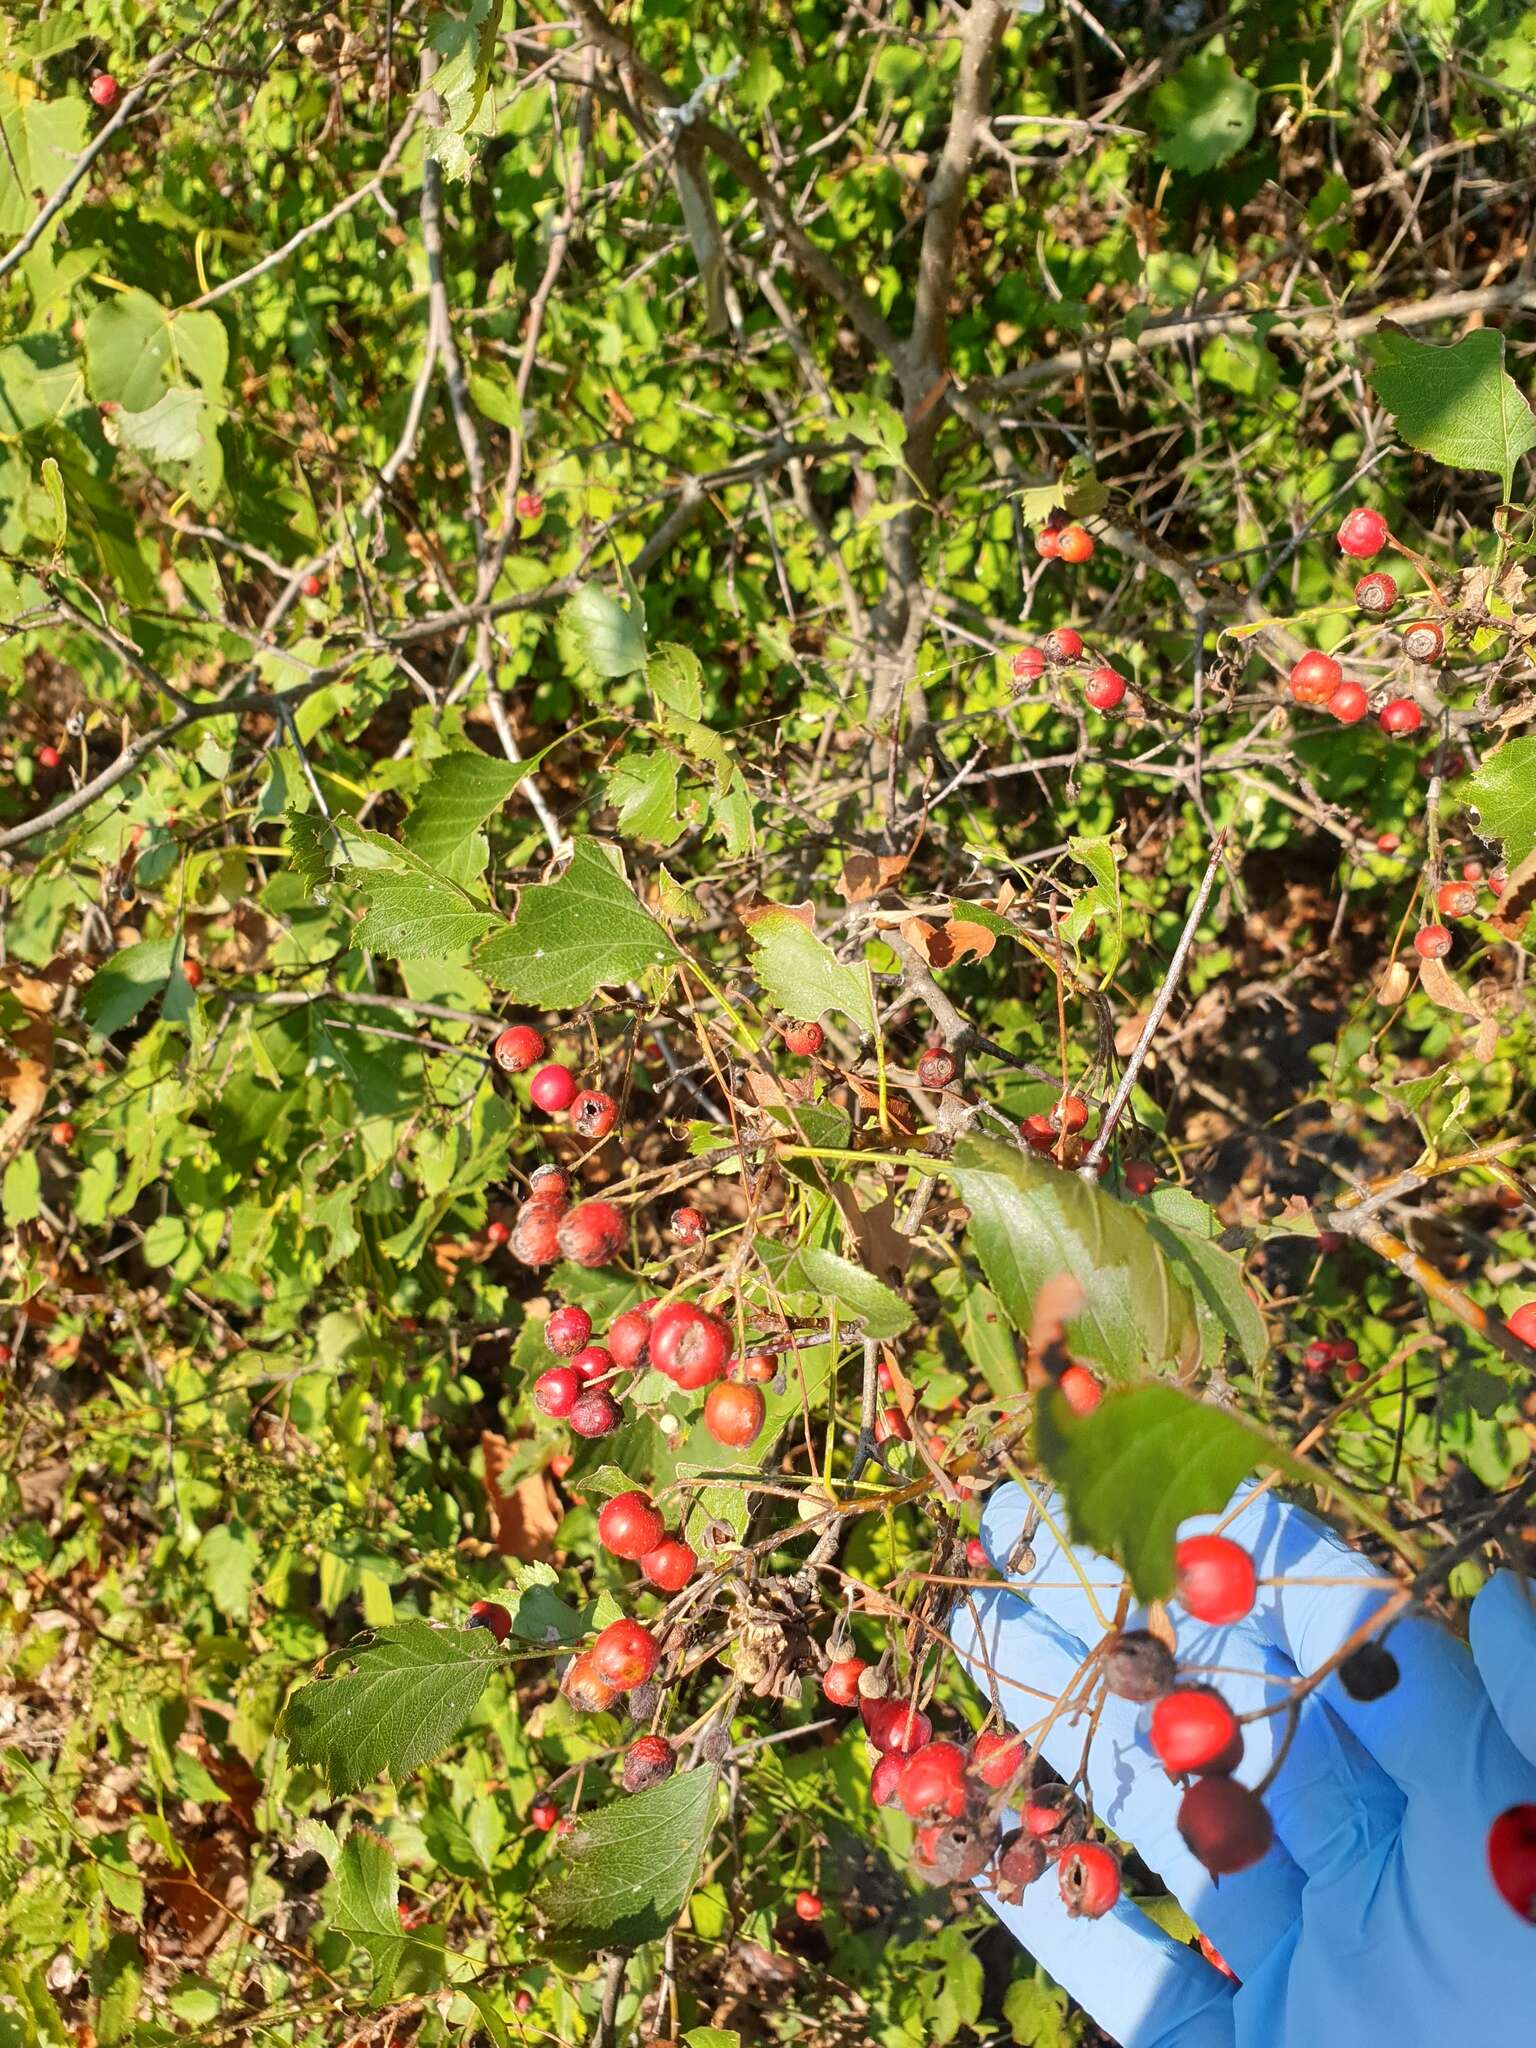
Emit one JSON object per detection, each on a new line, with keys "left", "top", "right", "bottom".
{"left": 1339, "top": 1640, "right": 1399, "bottom": 1700}
{"left": 529, "top": 1795, "right": 559, "bottom": 1831}
{"left": 467, "top": 1600, "right": 511, "bottom": 1641}
{"left": 782, "top": 1019, "right": 824, "bottom": 1057}
{"left": 534, "top": 1365, "right": 581, "bottom": 1418}
{"left": 607, "top": 1307, "right": 652, "bottom": 1369}
{"left": 1056, "top": 524, "right": 1094, "bottom": 565}
{"left": 622, "top": 1735, "right": 676, "bottom": 1793}
{"left": 917, "top": 1047, "right": 956, "bottom": 1089}
{"left": 562, "top": 1648, "right": 620, "bottom": 1713}
{"left": 1177, "top": 1775, "right": 1273, "bottom": 1875}
{"left": 493, "top": 1024, "right": 546, "bottom": 1073}
{"left": 1044, "top": 627, "right": 1084, "bottom": 663}
{"left": 1327, "top": 681, "right": 1369, "bottom": 724}
{"left": 1402, "top": 619, "right": 1444, "bottom": 663}
{"left": 530, "top": 1063, "right": 578, "bottom": 1112}
{"left": 1149, "top": 1686, "right": 1243, "bottom": 1776}
{"left": 1012, "top": 646, "right": 1046, "bottom": 682}
{"left": 557, "top": 1199, "right": 626, "bottom": 1268}
{"left": 640, "top": 1538, "right": 696, "bottom": 1592}
{"left": 570, "top": 1089, "right": 618, "bottom": 1140}
{"left": 529, "top": 1163, "right": 569, "bottom": 1201}
{"left": 1435, "top": 880, "right": 1478, "bottom": 918}
{"left": 590, "top": 1617, "right": 659, "bottom": 1690}
{"left": 1337, "top": 507, "right": 1390, "bottom": 558}
{"left": 512, "top": 1201, "right": 563, "bottom": 1267}
{"left": 597, "top": 1490, "right": 665, "bottom": 1562}
{"left": 1058, "top": 1841, "right": 1120, "bottom": 1919}
{"left": 704, "top": 1379, "right": 765, "bottom": 1448}
{"left": 669, "top": 1206, "right": 705, "bottom": 1244}
{"left": 1058, "top": 1365, "right": 1102, "bottom": 1415}
{"left": 1174, "top": 1535, "right": 1256, "bottom": 1625}
{"left": 546, "top": 1305, "right": 592, "bottom": 1357}
{"left": 568, "top": 1386, "right": 622, "bottom": 1438}
{"left": 1102, "top": 1629, "right": 1176, "bottom": 1702}
{"left": 651, "top": 1303, "right": 731, "bottom": 1389}
{"left": 1085, "top": 667, "right": 1126, "bottom": 712}
{"left": 1414, "top": 924, "right": 1452, "bottom": 960}
{"left": 898, "top": 1740, "right": 969, "bottom": 1820}
{"left": 794, "top": 1890, "right": 823, "bottom": 1922}
{"left": 1487, "top": 1804, "right": 1536, "bottom": 1923}
{"left": 1288, "top": 651, "right": 1342, "bottom": 705}
{"left": 1379, "top": 696, "right": 1423, "bottom": 736}
{"left": 1354, "top": 571, "right": 1398, "bottom": 612}
{"left": 993, "top": 1829, "right": 1047, "bottom": 1902}
{"left": 914, "top": 1820, "right": 993, "bottom": 1882}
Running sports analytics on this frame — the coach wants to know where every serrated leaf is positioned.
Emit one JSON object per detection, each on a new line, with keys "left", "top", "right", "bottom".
{"left": 333, "top": 824, "right": 499, "bottom": 961}
{"left": 1148, "top": 44, "right": 1258, "bottom": 175}
{"left": 949, "top": 1135, "right": 1197, "bottom": 1378}
{"left": 1369, "top": 326, "right": 1536, "bottom": 494}
{"left": 1059, "top": 834, "right": 1123, "bottom": 987}
{"left": 82, "top": 938, "right": 176, "bottom": 1036}
{"left": 404, "top": 744, "right": 543, "bottom": 883}
{"left": 1461, "top": 737, "right": 1536, "bottom": 867}
{"left": 793, "top": 1246, "right": 913, "bottom": 1339}
{"left": 474, "top": 838, "right": 679, "bottom": 1005}
{"left": 562, "top": 581, "right": 647, "bottom": 677}
{"left": 741, "top": 905, "right": 875, "bottom": 1035}
{"left": 331, "top": 1829, "right": 404, "bottom": 1999}
{"left": 534, "top": 1765, "right": 717, "bottom": 1946}
{"left": 198, "top": 1521, "right": 259, "bottom": 1623}
{"left": 1142, "top": 1188, "right": 1269, "bottom": 1370}
{"left": 605, "top": 749, "right": 686, "bottom": 846}
{"left": 648, "top": 643, "right": 704, "bottom": 721}
{"left": 281, "top": 1620, "right": 499, "bottom": 1794}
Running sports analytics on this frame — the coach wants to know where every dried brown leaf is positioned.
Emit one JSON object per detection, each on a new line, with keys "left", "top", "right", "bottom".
{"left": 482, "top": 1430, "right": 562, "bottom": 1561}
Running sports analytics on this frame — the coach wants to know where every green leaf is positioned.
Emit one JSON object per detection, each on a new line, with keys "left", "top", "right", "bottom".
{"left": 281, "top": 1620, "right": 499, "bottom": 1795}
{"left": 605, "top": 749, "right": 686, "bottom": 846}
{"left": 83, "top": 291, "right": 227, "bottom": 413}
{"left": 562, "top": 581, "right": 647, "bottom": 678}
{"left": 534, "top": 1765, "right": 718, "bottom": 1946}
{"left": 1461, "top": 737, "right": 1536, "bottom": 867}
{"left": 1036, "top": 1384, "right": 1266, "bottom": 1599}
{"left": 39, "top": 457, "right": 65, "bottom": 557}
{"left": 82, "top": 938, "right": 176, "bottom": 1036}
{"left": 0, "top": 80, "right": 88, "bottom": 237}
{"left": 793, "top": 1246, "right": 913, "bottom": 1340}
{"left": 1369, "top": 326, "right": 1536, "bottom": 494}
{"left": 422, "top": 0, "right": 506, "bottom": 177}
{"left": 648, "top": 643, "right": 704, "bottom": 720}
{"left": 333, "top": 825, "right": 499, "bottom": 961}
{"left": 1148, "top": 44, "right": 1258, "bottom": 174}
{"left": 2, "top": 1150, "right": 41, "bottom": 1225}
{"left": 198, "top": 1522, "right": 260, "bottom": 1623}
{"left": 404, "top": 744, "right": 543, "bottom": 884}
{"left": 91, "top": 1933, "right": 143, "bottom": 2046}
{"left": 742, "top": 906, "right": 875, "bottom": 1035}
{"left": 949, "top": 1134, "right": 1197, "bottom": 1378}
{"left": 1059, "top": 834, "right": 1124, "bottom": 987}
{"left": 1001, "top": 1970, "right": 1074, "bottom": 2047}
{"left": 475, "top": 839, "right": 680, "bottom": 1006}
{"left": 1142, "top": 1188, "right": 1269, "bottom": 1370}
{"left": 331, "top": 1829, "right": 404, "bottom": 1999}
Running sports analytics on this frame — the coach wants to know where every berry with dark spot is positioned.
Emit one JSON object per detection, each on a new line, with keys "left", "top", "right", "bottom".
{"left": 1339, "top": 1640, "right": 1400, "bottom": 1700}
{"left": 670, "top": 1205, "right": 705, "bottom": 1244}
{"left": 993, "top": 1829, "right": 1048, "bottom": 1902}
{"left": 1057, "top": 1841, "right": 1121, "bottom": 1919}
{"left": 546, "top": 1305, "right": 592, "bottom": 1357}
{"left": 622, "top": 1735, "right": 676, "bottom": 1793}
{"left": 1085, "top": 667, "right": 1126, "bottom": 712}
{"left": 511, "top": 1201, "right": 563, "bottom": 1267}
{"left": 1402, "top": 620, "right": 1444, "bottom": 663}
{"left": 1414, "top": 925, "right": 1452, "bottom": 960}
{"left": 1435, "top": 880, "right": 1478, "bottom": 918}
{"left": 1354, "top": 571, "right": 1398, "bottom": 612}
{"left": 1044, "top": 627, "right": 1084, "bottom": 663}
{"left": 570, "top": 1089, "right": 618, "bottom": 1140}
{"left": 782, "top": 1019, "right": 824, "bottom": 1056}
{"left": 529, "top": 1795, "right": 559, "bottom": 1831}
{"left": 467, "top": 1600, "right": 511, "bottom": 1641}
{"left": 590, "top": 1617, "right": 659, "bottom": 1690}
{"left": 607, "top": 1307, "right": 653, "bottom": 1369}
{"left": 917, "top": 1047, "right": 956, "bottom": 1089}
{"left": 568, "top": 1386, "right": 623, "bottom": 1438}
{"left": 493, "top": 1024, "right": 546, "bottom": 1072}
{"left": 1057, "top": 525, "right": 1094, "bottom": 564}
{"left": 1102, "top": 1629, "right": 1176, "bottom": 1702}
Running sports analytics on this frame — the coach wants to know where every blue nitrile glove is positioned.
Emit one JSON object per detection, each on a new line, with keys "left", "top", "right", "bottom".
{"left": 951, "top": 1482, "right": 1536, "bottom": 2048}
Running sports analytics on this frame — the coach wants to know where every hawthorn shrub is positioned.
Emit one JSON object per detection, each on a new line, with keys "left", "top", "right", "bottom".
{"left": 1, "top": 5, "right": 1535, "bottom": 2047}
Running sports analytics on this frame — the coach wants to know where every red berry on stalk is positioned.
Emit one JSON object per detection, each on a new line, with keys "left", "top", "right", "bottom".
{"left": 1435, "top": 880, "right": 1478, "bottom": 918}
{"left": 1056, "top": 524, "right": 1095, "bottom": 565}
{"left": 89, "top": 73, "right": 119, "bottom": 107}
{"left": 1149, "top": 1686, "right": 1243, "bottom": 1776}
{"left": 965, "top": 1537, "right": 989, "bottom": 1570}
{"left": 898, "top": 1740, "right": 969, "bottom": 1820}
{"left": 467, "top": 1599, "right": 511, "bottom": 1641}
{"left": 1507, "top": 1303, "right": 1536, "bottom": 1348}
{"left": 1023, "top": 1786, "right": 1083, "bottom": 1842}
{"left": 1302, "top": 1341, "right": 1333, "bottom": 1373}
{"left": 530, "top": 1062, "right": 577, "bottom": 1112}
{"left": 1379, "top": 696, "right": 1423, "bottom": 736}
{"left": 1490, "top": 865, "right": 1508, "bottom": 897}
{"left": 1327, "top": 681, "right": 1369, "bottom": 725}
{"left": 873, "top": 1406, "right": 912, "bottom": 1444}
{"left": 516, "top": 491, "right": 544, "bottom": 520}
{"left": 1034, "top": 527, "right": 1062, "bottom": 560}
{"left": 641, "top": 1538, "right": 696, "bottom": 1592}
{"left": 181, "top": 957, "right": 204, "bottom": 988}
{"left": 1012, "top": 646, "right": 1046, "bottom": 682}
{"left": 1337, "top": 507, "right": 1390, "bottom": 558}
{"left": 970, "top": 1730, "right": 1028, "bottom": 1789}
{"left": 546, "top": 1304, "right": 592, "bottom": 1357}
{"left": 590, "top": 1617, "right": 658, "bottom": 1690}
{"left": 301, "top": 572, "right": 324, "bottom": 598}
{"left": 529, "top": 1795, "right": 559, "bottom": 1831}
{"left": 704, "top": 1379, "right": 765, "bottom": 1448}
{"left": 607, "top": 1307, "right": 652, "bottom": 1369}
{"left": 562, "top": 1648, "right": 620, "bottom": 1713}
{"left": 36, "top": 744, "right": 61, "bottom": 769}
{"left": 782, "top": 1019, "right": 824, "bottom": 1057}
{"left": 917, "top": 1047, "right": 956, "bottom": 1089}
{"left": 534, "top": 1366, "right": 581, "bottom": 1419}
{"left": 51, "top": 1120, "right": 76, "bottom": 1146}
{"left": 1058, "top": 1365, "right": 1101, "bottom": 1415}
{"left": 794, "top": 1890, "right": 823, "bottom": 1923}
{"left": 486, "top": 1218, "right": 511, "bottom": 1246}
{"left": 1084, "top": 667, "right": 1127, "bottom": 712}
{"left": 1414, "top": 924, "right": 1452, "bottom": 961}
{"left": 1057, "top": 1841, "right": 1120, "bottom": 1919}
{"left": 557, "top": 1199, "right": 626, "bottom": 1268}
{"left": 570, "top": 1089, "right": 618, "bottom": 1140}
{"left": 570, "top": 1345, "right": 615, "bottom": 1381}
{"left": 1178, "top": 1775, "right": 1273, "bottom": 1875}
{"left": 861, "top": 1697, "right": 932, "bottom": 1755}
{"left": 1052, "top": 1094, "right": 1089, "bottom": 1134}
{"left": 1354, "top": 571, "right": 1398, "bottom": 612}
{"left": 1376, "top": 832, "right": 1400, "bottom": 853}
{"left": 622, "top": 1734, "right": 676, "bottom": 1793}
{"left": 529, "top": 1163, "right": 569, "bottom": 1201}
{"left": 870, "top": 1754, "right": 905, "bottom": 1806}
{"left": 822, "top": 1657, "right": 868, "bottom": 1708}
{"left": 1123, "top": 1159, "right": 1157, "bottom": 1196}
{"left": 1174, "top": 1534, "right": 1256, "bottom": 1625}
{"left": 1021, "top": 1112, "right": 1056, "bottom": 1151}
{"left": 512, "top": 1203, "right": 561, "bottom": 1265}
{"left": 1488, "top": 1804, "right": 1536, "bottom": 1922}
{"left": 494, "top": 1024, "right": 546, "bottom": 1073}
{"left": 1288, "top": 651, "right": 1342, "bottom": 706}
{"left": 740, "top": 1351, "right": 777, "bottom": 1383}
{"left": 597, "top": 1490, "right": 665, "bottom": 1562}
{"left": 1462, "top": 860, "right": 1485, "bottom": 883}
{"left": 1044, "top": 627, "right": 1084, "bottom": 663}
{"left": 1402, "top": 620, "right": 1444, "bottom": 663}
{"left": 651, "top": 1302, "right": 731, "bottom": 1389}
{"left": 669, "top": 1206, "right": 705, "bottom": 1245}
{"left": 513, "top": 1989, "right": 533, "bottom": 2013}
{"left": 568, "top": 1386, "right": 622, "bottom": 1437}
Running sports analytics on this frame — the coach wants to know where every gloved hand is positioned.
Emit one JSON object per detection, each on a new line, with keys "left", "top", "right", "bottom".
{"left": 951, "top": 1481, "right": 1536, "bottom": 2047}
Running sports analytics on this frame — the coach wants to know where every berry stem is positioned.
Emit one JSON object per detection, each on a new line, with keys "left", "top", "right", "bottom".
{"left": 1384, "top": 535, "right": 1448, "bottom": 610}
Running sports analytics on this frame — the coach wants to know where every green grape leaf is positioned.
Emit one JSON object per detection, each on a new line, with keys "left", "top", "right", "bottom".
{"left": 333, "top": 824, "right": 499, "bottom": 961}
{"left": 1460, "top": 737, "right": 1536, "bottom": 867}
{"left": 404, "top": 743, "right": 547, "bottom": 883}
{"left": 1148, "top": 44, "right": 1258, "bottom": 175}
{"left": 534, "top": 1765, "right": 718, "bottom": 1947}
{"left": 331, "top": 1829, "right": 405, "bottom": 1999}
{"left": 648, "top": 643, "right": 704, "bottom": 721}
{"left": 1369, "top": 326, "right": 1536, "bottom": 495}
{"left": 474, "top": 838, "right": 680, "bottom": 1005}
{"left": 421, "top": 0, "right": 506, "bottom": 178}
{"left": 82, "top": 938, "right": 176, "bottom": 1037}
{"left": 949, "top": 1135, "right": 1197, "bottom": 1378}
{"left": 0, "top": 80, "right": 88, "bottom": 237}
{"left": 562, "top": 581, "right": 647, "bottom": 678}
{"left": 281, "top": 1620, "right": 500, "bottom": 1794}
{"left": 83, "top": 290, "right": 227, "bottom": 411}
{"left": 741, "top": 905, "right": 875, "bottom": 1035}
{"left": 793, "top": 1246, "right": 913, "bottom": 1339}
{"left": 604, "top": 749, "right": 687, "bottom": 846}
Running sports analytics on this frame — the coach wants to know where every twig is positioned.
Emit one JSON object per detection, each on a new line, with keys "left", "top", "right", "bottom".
{"left": 589, "top": 1949, "right": 629, "bottom": 2048}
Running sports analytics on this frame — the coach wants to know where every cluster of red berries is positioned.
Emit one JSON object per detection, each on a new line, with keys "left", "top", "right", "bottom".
{"left": 1302, "top": 1335, "right": 1362, "bottom": 1381}
{"left": 1011, "top": 629, "right": 1127, "bottom": 714}
{"left": 501, "top": 1164, "right": 625, "bottom": 1276}
{"left": 598, "top": 1487, "right": 698, "bottom": 1592}
{"left": 534, "top": 1294, "right": 771, "bottom": 1448}
{"left": 1033, "top": 516, "right": 1096, "bottom": 566}
{"left": 493, "top": 1022, "right": 620, "bottom": 1142}
{"left": 1286, "top": 505, "right": 1451, "bottom": 729}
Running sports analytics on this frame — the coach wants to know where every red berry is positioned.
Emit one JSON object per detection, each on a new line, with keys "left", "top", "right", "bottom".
{"left": 493, "top": 1024, "right": 546, "bottom": 1073}
{"left": 562, "top": 1648, "right": 620, "bottom": 1712}
{"left": 570, "top": 1089, "right": 618, "bottom": 1140}
{"left": 301, "top": 572, "right": 324, "bottom": 599}
{"left": 1507, "top": 1303, "right": 1536, "bottom": 1348}
{"left": 1288, "top": 651, "right": 1342, "bottom": 705}
{"left": 597, "top": 1490, "right": 665, "bottom": 1562}
{"left": 1044, "top": 627, "right": 1084, "bottom": 662}
{"left": 1084, "top": 667, "right": 1127, "bottom": 712}
{"left": 783, "top": 1019, "right": 824, "bottom": 1057}
{"left": 590, "top": 1617, "right": 658, "bottom": 1690}
{"left": 511, "top": 1200, "right": 562, "bottom": 1267}
{"left": 870, "top": 1754, "right": 905, "bottom": 1807}
{"left": 89, "top": 73, "right": 119, "bottom": 107}
{"left": 994, "top": 1829, "right": 1048, "bottom": 1901}
{"left": 1011, "top": 646, "right": 1046, "bottom": 682}
{"left": 1023, "top": 1787, "right": 1083, "bottom": 1842}
{"left": 1316, "top": 1229, "right": 1346, "bottom": 1253}
{"left": 1379, "top": 696, "right": 1423, "bottom": 736}
{"left": 622, "top": 1734, "right": 675, "bottom": 1793}
{"left": 1488, "top": 1804, "right": 1536, "bottom": 1922}
{"left": 1414, "top": 924, "right": 1452, "bottom": 960}
{"left": 530, "top": 1063, "right": 578, "bottom": 1112}
{"left": 181, "top": 958, "right": 203, "bottom": 988}
{"left": 1326, "top": 681, "right": 1369, "bottom": 724}
{"left": 1302, "top": 1341, "right": 1333, "bottom": 1373}
{"left": 873, "top": 1406, "right": 912, "bottom": 1445}
{"left": 569, "top": 1344, "right": 614, "bottom": 1382}
{"left": 546, "top": 1305, "right": 592, "bottom": 1357}
{"left": 1199, "top": 1933, "right": 1237, "bottom": 1980}
{"left": 898, "top": 1740, "right": 969, "bottom": 1820}
{"left": 1330, "top": 1338, "right": 1358, "bottom": 1364}
{"left": 1402, "top": 619, "right": 1444, "bottom": 663}
{"left": 516, "top": 491, "right": 544, "bottom": 521}
{"left": 1020, "top": 1112, "right": 1056, "bottom": 1151}
{"left": 1055, "top": 525, "right": 1094, "bottom": 565}
{"left": 1034, "top": 527, "right": 1062, "bottom": 560}
{"left": 739, "top": 1350, "right": 777, "bottom": 1383}
{"left": 970, "top": 1730, "right": 1028, "bottom": 1789}
{"left": 877, "top": 1359, "right": 894, "bottom": 1391}
{"left": 36, "top": 745, "right": 61, "bottom": 769}
{"left": 641, "top": 1538, "right": 696, "bottom": 1592}
{"left": 534, "top": 1365, "right": 581, "bottom": 1418}
{"left": 1058, "top": 1364, "right": 1101, "bottom": 1415}
{"left": 1435, "top": 880, "right": 1478, "bottom": 918}
{"left": 1376, "top": 832, "right": 1400, "bottom": 852}
{"left": 1052, "top": 1093, "right": 1089, "bottom": 1134}
{"left": 917, "top": 1047, "right": 956, "bottom": 1089}
{"left": 965, "top": 1537, "right": 989, "bottom": 1570}
{"left": 513, "top": 1988, "right": 533, "bottom": 2013}
{"left": 51, "top": 1120, "right": 75, "bottom": 1146}
{"left": 1354, "top": 571, "right": 1398, "bottom": 612}
{"left": 557, "top": 1199, "right": 626, "bottom": 1269}
{"left": 1177, "top": 1775, "right": 1273, "bottom": 1875}
{"left": 529, "top": 1163, "right": 569, "bottom": 1201}
{"left": 704, "top": 1379, "right": 765, "bottom": 1447}
{"left": 568, "top": 1386, "right": 622, "bottom": 1438}
{"left": 1057, "top": 1841, "right": 1120, "bottom": 1919}
{"left": 1149, "top": 1686, "right": 1243, "bottom": 1776}
{"left": 861, "top": 1697, "right": 932, "bottom": 1755}
{"left": 666, "top": 1206, "right": 704, "bottom": 1248}
{"left": 1174, "top": 1534, "right": 1256, "bottom": 1625}
{"left": 467, "top": 1600, "right": 512, "bottom": 1642}
{"left": 606, "top": 1307, "right": 652, "bottom": 1368}
{"left": 822, "top": 1656, "right": 868, "bottom": 1708}
{"left": 1462, "top": 860, "right": 1486, "bottom": 882}
{"left": 1123, "top": 1159, "right": 1157, "bottom": 1196}
{"left": 793, "top": 1890, "right": 823, "bottom": 1923}
{"left": 650, "top": 1302, "right": 731, "bottom": 1389}
{"left": 1490, "top": 866, "right": 1508, "bottom": 897}
{"left": 1337, "top": 507, "right": 1390, "bottom": 558}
